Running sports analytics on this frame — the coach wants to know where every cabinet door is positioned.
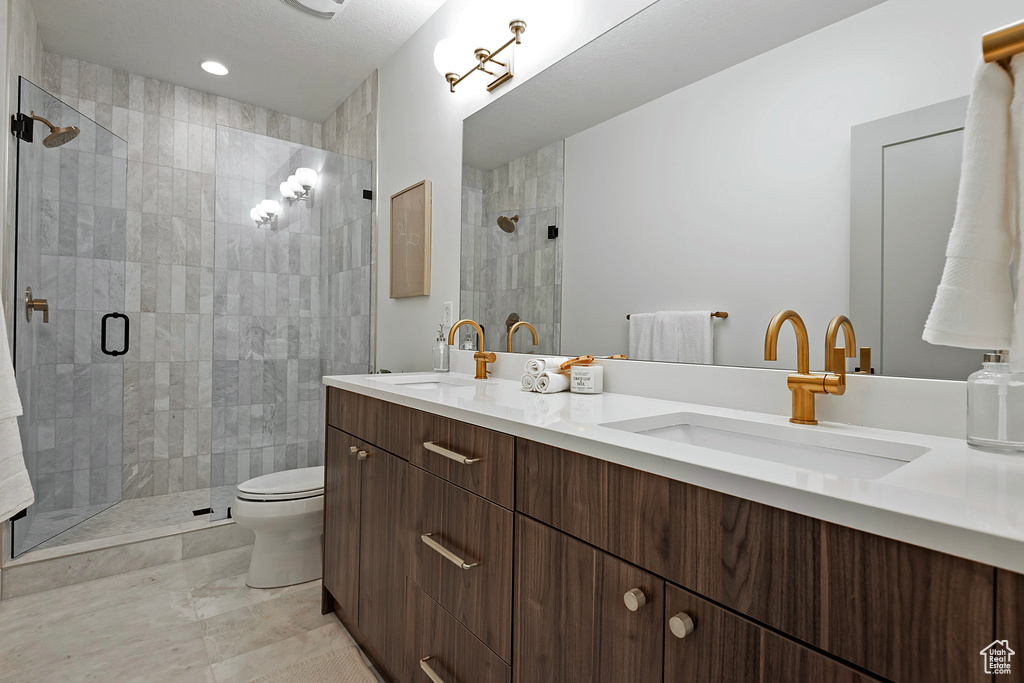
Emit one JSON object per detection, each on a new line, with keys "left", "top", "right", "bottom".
{"left": 514, "top": 515, "right": 663, "bottom": 683}
{"left": 358, "top": 446, "right": 405, "bottom": 669}
{"left": 323, "top": 427, "right": 362, "bottom": 624}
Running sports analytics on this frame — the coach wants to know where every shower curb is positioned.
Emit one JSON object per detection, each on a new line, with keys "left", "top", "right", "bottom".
{"left": 0, "top": 519, "right": 254, "bottom": 601}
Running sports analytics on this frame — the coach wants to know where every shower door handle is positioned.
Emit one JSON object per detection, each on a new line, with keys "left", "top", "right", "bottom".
{"left": 101, "top": 312, "right": 130, "bottom": 357}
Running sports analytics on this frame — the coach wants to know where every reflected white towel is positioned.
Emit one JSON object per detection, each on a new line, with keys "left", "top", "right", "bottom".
{"left": 535, "top": 371, "right": 570, "bottom": 394}
{"left": 628, "top": 313, "right": 655, "bottom": 361}
{"left": 521, "top": 374, "right": 536, "bottom": 392}
{"left": 924, "top": 58, "right": 1016, "bottom": 355}
{"left": 525, "top": 357, "right": 567, "bottom": 377}
{"left": 652, "top": 311, "right": 713, "bottom": 364}
{"left": 1010, "top": 55, "right": 1024, "bottom": 372}
{"left": 0, "top": 301, "right": 31, "bottom": 523}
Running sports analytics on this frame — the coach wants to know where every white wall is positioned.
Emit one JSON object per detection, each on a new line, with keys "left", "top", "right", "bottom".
{"left": 561, "top": 0, "right": 1022, "bottom": 371}
{"left": 375, "top": 0, "right": 657, "bottom": 372}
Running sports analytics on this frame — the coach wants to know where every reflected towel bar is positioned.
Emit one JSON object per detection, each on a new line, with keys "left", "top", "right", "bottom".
{"left": 627, "top": 311, "right": 728, "bottom": 320}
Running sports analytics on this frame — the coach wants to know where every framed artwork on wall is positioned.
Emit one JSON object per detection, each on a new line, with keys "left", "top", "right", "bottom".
{"left": 390, "top": 179, "right": 432, "bottom": 299}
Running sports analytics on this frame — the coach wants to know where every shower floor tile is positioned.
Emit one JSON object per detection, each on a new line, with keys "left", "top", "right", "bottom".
{"left": 23, "top": 489, "right": 215, "bottom": 552}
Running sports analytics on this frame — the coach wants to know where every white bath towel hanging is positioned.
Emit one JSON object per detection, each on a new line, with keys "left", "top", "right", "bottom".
{"left": 0, "top": 302, "right": 32, "bottom": 523}
{"left": 923, "top": 58, "right": 1016, "bottom": 355}
{"left": 1009, "top": 54, "right": 1024, "bottom": 372}
{"left": 628, "top": 313, "right": 655, "bottom": 361}
{"left": 652, "top": 311, "right": 714, "bottom": 364}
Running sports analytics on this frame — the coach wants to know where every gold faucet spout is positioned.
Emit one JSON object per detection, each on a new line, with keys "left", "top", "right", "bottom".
{"left": 764, "top": 309, "right": 810, "bottom": 375}
{"left": 448, "top": 319, "right": 493, "bottom": 379}
{"left": 507, "top": 321, "right": 538, "bottom": 353}
{"left": 824, "top": 315, "right": 856, "bottom": 373}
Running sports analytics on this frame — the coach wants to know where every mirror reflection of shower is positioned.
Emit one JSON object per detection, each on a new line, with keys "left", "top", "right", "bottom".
{"left": 29, "top": 111, "right": 80, "bottom": 147}
{"left": 497, "top": 214, "right": 518, "bottom": 233}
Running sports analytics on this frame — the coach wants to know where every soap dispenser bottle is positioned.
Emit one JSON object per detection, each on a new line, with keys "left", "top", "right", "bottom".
{"left": 432, "top": 324, "right": 450, "bottom": 373}
{"left": 967, "top": 351, "right": 1024, "bottom": 452}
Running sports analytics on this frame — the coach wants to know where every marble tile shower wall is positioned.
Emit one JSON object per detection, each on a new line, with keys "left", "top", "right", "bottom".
{"left": 461, "top": 140, "right": 564, "bottom": 354}
{"left": 211, "top": 130, "right": 327, "bottom": 488}
{"left": 41, "top": 52, "right": 322, "bottom": 500}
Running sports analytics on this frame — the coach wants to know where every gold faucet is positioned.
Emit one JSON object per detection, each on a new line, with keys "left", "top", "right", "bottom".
{"left": 507, "top": 321, "right": 538, "bottom": 353}
{"left": 823, "top": 315, "right": 858, "bottom": 393}
{"left": 448, "top": 319, "right": 496, "bottom": 379}
{"left": 764, "top": 310, "right": 844, "bottom": 425}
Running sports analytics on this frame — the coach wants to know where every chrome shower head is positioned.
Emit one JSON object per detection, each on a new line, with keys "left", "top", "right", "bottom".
{"left": 497, "top": 214, "right": 519, "bottom": 233}
{"left": 30, "top": 112, "right": 80, "bottom": 148}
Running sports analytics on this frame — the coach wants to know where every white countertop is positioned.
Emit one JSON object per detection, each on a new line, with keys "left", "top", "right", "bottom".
{"left": 323, "top": 372, "right": 1024, "bottom": 574}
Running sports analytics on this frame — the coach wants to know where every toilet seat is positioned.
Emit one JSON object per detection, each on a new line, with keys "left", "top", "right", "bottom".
{"left": 237, "top": 466, "right": 324, "bottom": 502}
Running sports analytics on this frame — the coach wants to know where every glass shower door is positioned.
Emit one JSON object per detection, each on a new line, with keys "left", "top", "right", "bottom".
{"left": 11, "top": 79, "right": 129, "bottom": 555}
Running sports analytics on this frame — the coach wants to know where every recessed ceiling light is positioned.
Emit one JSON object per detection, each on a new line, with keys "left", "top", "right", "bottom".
{"left": 280, "top": 0, "right": 345, "bottom": 20}
{"left": 200, "top": 61, "right": 229, "bottom": 76}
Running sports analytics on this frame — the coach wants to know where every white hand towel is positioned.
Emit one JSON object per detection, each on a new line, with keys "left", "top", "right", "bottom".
{"left": 0, "top": 301, "right": 31, "bottom": 523}
{"left": 923, "top": 58, "right": 1016, "bottom": 353}
{"left": 628, "top": 313, "right": 655, "bottom": 361}
{"left": 525, "top": 357, "right": 567, "bottom": 377}
{"left": 652, "top": 311, "right": 713, "bottom": 364}
{"left": 1009, "top": 55, "right": 1024, "bottom": 372}
{"left": 535, "top": 371, "right": 570, "bottom": 394}
{"left": 521, "top": 374, "right": 537, "bottom": 392}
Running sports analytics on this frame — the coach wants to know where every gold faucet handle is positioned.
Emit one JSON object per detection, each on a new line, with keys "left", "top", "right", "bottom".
{"left": 824, "top": 347, "right": 847, "bottom": 396}
{"left": 475, "top": 351, "right": 497, "bottom": 363}
{"left": 856, "top": 347, "right": 872, "bottom": 374}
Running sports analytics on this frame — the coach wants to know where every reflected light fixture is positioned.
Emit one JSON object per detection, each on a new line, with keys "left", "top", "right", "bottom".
{"left": 200, "top": 60, "right": 229, "bottom": 76}
{"left": 441, "top": 20, "right": 526, "bottom": 93}
{"left": 251, "top": 199, "right": 280, "bottom": 228}
{"left": 280, "top": 167, "right": 318, "bottom": 207}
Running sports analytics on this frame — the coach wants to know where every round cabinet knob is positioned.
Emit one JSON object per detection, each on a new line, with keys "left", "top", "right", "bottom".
{"left": 357, "top": 450, "right": 369, "bottom": 460}
{"left": 623, "top": 588, "right": 647, "bottom": 612}
{"left": 349, "top": 446, "right": 358, "bottom": 454}
{"left": 669, "top": 612, "right": 695, "bottom": 639}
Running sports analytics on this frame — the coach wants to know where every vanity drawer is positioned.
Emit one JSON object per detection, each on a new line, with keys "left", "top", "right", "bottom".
{"left": 326, "top": 387, "right": 390, "bottom": 450}
{"left": 390, "top": 402, "right": 514, "bottom": 508}
{"left": 406, "top": 465, "right": 513, "bottom": 663}
{"left": 406, "top": 580, "right": 510, "bottom": 683}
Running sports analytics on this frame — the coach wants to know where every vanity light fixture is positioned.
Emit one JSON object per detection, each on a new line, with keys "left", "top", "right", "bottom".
{"left": 250, "top": 199, "right": 280, "bottom": 229}
{"left": 280, "top": 167, "right": 318, "bottom": 207}
{"left": 200, "top": 61, "right": 229, "bottom": 76}
{"left": 443, "top": 20, "right": 526, "bottom": 93}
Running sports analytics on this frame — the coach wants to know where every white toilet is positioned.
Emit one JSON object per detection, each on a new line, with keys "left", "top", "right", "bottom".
{"left": 232, "top": 466, "right": 325, "bottom": 589}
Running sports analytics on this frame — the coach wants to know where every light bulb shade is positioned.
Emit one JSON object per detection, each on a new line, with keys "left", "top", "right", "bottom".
{"left": 434, "top": 38, "right": 464, "bottom": 77}
{"left": 286, "top": 175, "right": 305, "bottom": 194}
{"left": 294, "top": 167, "right": 318, "bottom": 189}
{"left": 250, "top": 207, "right": 266, "bottom": 222}
{"left": 260, "top": 199, "right": 281, "bottom": 216}
{"left": 280, "top": 181, "right": 297, "bottom": 199}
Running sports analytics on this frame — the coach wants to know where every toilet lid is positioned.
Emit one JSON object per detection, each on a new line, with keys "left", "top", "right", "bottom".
{"left": 237, "top": 466, "right": 324, "bottom": 501}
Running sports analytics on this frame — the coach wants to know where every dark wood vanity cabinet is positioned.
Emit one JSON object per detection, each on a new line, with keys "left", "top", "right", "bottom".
{"left": 324, "top": 387, "right": 1016, "bottom": 683}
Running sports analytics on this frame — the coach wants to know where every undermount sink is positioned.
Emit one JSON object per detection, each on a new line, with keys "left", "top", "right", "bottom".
{"left": 601, "top": 412, "right": 929, "bottom": 480}
{"left": 365, "top": 373, "right": 483, "bottom": 390}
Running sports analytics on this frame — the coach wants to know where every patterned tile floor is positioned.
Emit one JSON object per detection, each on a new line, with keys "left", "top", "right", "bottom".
{"left": 22, "top": 489, "right": 214, "bottom": 553}
{"left": 0, "top": 546, "right": 385, "bottom": 682}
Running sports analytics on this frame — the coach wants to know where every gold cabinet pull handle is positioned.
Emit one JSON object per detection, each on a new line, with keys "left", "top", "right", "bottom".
{"left": 624, "top": 588, "right": 647, "bottom": 612}
{"left": 419, "top": 656, "right": 446, "bottom": 683}
{"left": 420, "top": 533, "right": 479, "bottom": 569}
{"left": 669, "top": 612, "right": 696, "bottom": 639}
{"left": 356, "top": 450, "right": 368, "bottom": 460}
{"left": 349, "top": 446, "right": 358, "bottom": 454}
{"left": 423, "top": 441, "right": 480, "bottom": 465}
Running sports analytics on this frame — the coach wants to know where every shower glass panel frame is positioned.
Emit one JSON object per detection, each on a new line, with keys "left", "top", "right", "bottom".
{"left": 11, "top": 78, "right": 129, "bottom": 556}
{"left": 209, "top": 128, "right": 374, "bottom": 520}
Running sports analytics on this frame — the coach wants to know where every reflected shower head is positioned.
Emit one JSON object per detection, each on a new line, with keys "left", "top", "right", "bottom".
{"left": 30, "top": 112, "right": 80, "bottom": 148}
{"left": 497, "top": 214, "right": 519, "bottom": 233}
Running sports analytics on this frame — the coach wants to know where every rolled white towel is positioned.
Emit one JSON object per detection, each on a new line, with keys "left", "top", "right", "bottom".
{"left": 521, "top": 374, "right": 537, "bottom": 392}
{"left": 535, "top": 371, "right": 570, "bottom": 394}
{"left": 525, "top": 357, "right": 567, "bottom": 377}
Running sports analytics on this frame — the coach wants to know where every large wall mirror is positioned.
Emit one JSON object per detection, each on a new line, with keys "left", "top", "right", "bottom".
{"left": 460, "top": 0, "right": 1022, "bottom": 380}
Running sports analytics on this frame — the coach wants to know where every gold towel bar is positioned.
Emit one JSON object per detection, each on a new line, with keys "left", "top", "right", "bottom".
{"left": 627, "top": 311, "right": 728, "bottom": 320}
{"left": 983, "top": 19, "right": 1024, "bottom": 64}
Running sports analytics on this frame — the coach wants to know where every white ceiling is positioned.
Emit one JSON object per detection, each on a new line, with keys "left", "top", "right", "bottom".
{"left": 463, "top": 0, "right": 886, "bottom": 170}
{"left": 30, "top": 0, "right": 447, "bottom": 122}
